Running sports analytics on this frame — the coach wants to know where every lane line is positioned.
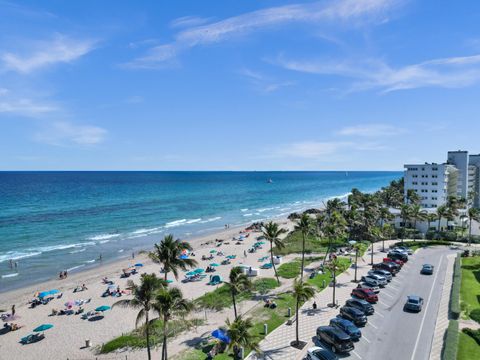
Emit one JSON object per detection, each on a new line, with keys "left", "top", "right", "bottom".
{"left": 352, "top": 350, "right": 362, "bottom": 359}
{"left": 362, "top": 336, "right": 371, "bottom": 343}
{"left": 381, "top": 292, "right": 393, "bottom": 298}
{"left": 378, "top": 300, "right": 389, "bottom": 306}
{"left": 375, "top": 311, "right": 384, "bottom": 318}
{"left": 389, "top": 284, "right": 399, "bottom": 290}
{"left": 410, "top": 255, "right": 444, "bottom": 360}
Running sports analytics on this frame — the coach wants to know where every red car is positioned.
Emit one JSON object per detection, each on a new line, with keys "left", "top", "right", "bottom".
{"left": 351, "top": 288, "right": 378, "bottom": 303}
{"left": 383, "top": 257, "right": 404, "bottom": 267}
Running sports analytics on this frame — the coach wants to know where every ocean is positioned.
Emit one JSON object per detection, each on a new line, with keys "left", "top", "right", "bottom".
{"left": 0, "top": 171, "right": 401, "bottom": 291}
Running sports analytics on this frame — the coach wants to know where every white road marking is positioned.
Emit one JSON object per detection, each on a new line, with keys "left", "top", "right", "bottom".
{"left": 378, "top": 300, "right": 389, "bottom": 306}
{"left": 375, "top": 311, "right": 384, "bottom": 318}
{"left": 369, "top": 321, "right": 379, "bottom": 329}
{"left": 410, "top": 255, "right": 444, "bottom": 360}
{"left": 352, "top": 350, "right": 362, "bottom": 359}
{"left": 363, "top": 335, "right": 371, "bottom": 343}
{"left": 389, "top": 284, "right": 399, "bottom": 290}
{"left": 381, "top": 292, "right": 393, "bottom": 298}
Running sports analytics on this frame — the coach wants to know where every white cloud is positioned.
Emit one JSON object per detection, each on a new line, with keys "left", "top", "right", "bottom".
{"left": 170, "top": 16, "right": 212, "bottom": 29}
{"left": 1, "top": 34, "right": 96, "bottom": 73}
{"left": 0, "top": 97, "right": 57, "bottom": 116}
{"left": 275, "top": 53, "right": 480, "bottom": 92}
{"left": 126, "top": 0, "right": 401, "bottom": 68}
{"left": 338, "top": 124, "right": 405, "bottom": 137}
{"left": 239, "top": 68, "right": 293, "bottom": 93}
{"left": 275, "top": 141, "right": 353, "bottom": 158}
{"left": 35, "top": 121, "right": 107, "bottom": 146}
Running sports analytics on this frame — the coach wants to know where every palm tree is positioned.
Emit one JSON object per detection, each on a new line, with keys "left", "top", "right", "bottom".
{"left": 400, "top": 204, "right": 412, "bottom": 243}
{"left": 319, "top": 211, "right": 348, "bottom": 267}
{"left": 426, "top": 213, "right": 437, "bottom": 232}
{"left": 153, "top": 286, "right": 193, "bottom": 360}
{"left": 437, "top": 205, "right": 449, "bottom": 233}
{"left": 292, "top": 279, "right": 315, "bottom": 346}
{"left": 326, "top": 257, "right": 342, "bottom": 306}
{"left": 225, "top": 315, "right": 260, "bottom": 360}
{"left": 149, "top": 234, "right": 198, "bottom": 281}
{"left": 410, "top": 204, "right": 427, "bottom": 229}
{"left": 368, "top": 226, "right": 383, "bottom": 265}
{"left": 295, "top": 213, "right": 311, "bottom": 282}
{"left": 227, "top": 267, "right": 252, "bottom": 320}
{"left": 112, "top": 273, "right": 166, "bottom": 360}
{"left": 262, "top": 221, "right": 287, "bottom": 285}
{"left": 468, "top": 207, "right": 480, "bottom": 246}
{"left": 352, "top": 242, "right": 363, "bottom": 282}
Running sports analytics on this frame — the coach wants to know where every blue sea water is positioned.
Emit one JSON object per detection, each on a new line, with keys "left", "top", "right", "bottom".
{"left": 0, "top": 171, "right": 401, "bottom": 291}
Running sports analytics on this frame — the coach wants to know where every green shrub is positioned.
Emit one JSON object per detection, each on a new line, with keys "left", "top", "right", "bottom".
{"left": 450, "top": 255, "right": 461, "bottom": 319}
{"left": 253, "top": 278, "right": 279, "bottom": 294}
{"left": 469, "top": 309, "right": 480, "bottom": 324}
{"left": 442, "top": 320, "right": 458, "bottom": 360}
{"left": 462, "top": 328, "right": 480, "bottom": 346}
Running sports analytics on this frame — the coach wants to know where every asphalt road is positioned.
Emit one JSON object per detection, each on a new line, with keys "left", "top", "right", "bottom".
{"left": 315, "top": 246, "right": 457, "bottom": 360}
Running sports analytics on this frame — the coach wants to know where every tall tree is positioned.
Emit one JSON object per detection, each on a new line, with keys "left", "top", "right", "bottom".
{"left": 406, "top": 189, "right": 421, "bottom": 205}
{"left": 326, "top": 257, "right": 342, "bottom": 305}
{"left": 225, "top": 316, "right": 260, "bottom": 360}
{"left": 227, "top": 267, "right": 252, "bottom": 320}
{"left": 468, "top": 207, "right": 480, "bottom": 246}
{"left": 112, "top": 274, "right": 166, "bottom": 360}
{"left": 436, "top": 205, "right": 449, "bottom": 233}
{"left": 295, "top": 213, "right": 312, "bottom": 282}
{"left": 426, "top": 213, "right": 437, "bottom": 232}
{"left": 153, "top": 287, "right": 193, "bottom": 360}
{"left": 149, "top": 234, "right": 198, "bottom": 281}
{"left": 400, "top": 204, "right": 412, "bottom": 243}
{"left": 292, "top": 279, "right": 315, "bottom": 346}
{"left": 261, "top": 221, "right": 287, "bottom": 285}
{"left": 319, "top": 211, "right": 348, "bottom": 266}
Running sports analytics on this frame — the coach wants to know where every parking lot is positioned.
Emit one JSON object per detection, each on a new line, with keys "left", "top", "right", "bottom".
{"left": 312, "top": 246, "right": 457, "bottom": 360}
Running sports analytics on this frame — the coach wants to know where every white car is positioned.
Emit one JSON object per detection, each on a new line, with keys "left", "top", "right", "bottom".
{"left": 357, "top": 282, "right": 380, "bottom": 293}
{"left": 306, "top": 346, "right": 338, "bottom": 360}
{"left": 361, "top": 275, "right": 382, "bottom": 288}
{"left": 393, "top": 246, "right": 413, "bottom": 255}
{"left": 368, "top": 269, "right": 392, "bottom": 282}
{"left": 366, "top": 273, "right": 387, "bottom": 287}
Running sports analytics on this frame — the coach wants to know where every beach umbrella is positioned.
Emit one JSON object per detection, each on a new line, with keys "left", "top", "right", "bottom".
{"left": 194, "top": 268, "right": 204, "bottom": 274}
{"left": 210, "top": 250, "right": 217, "bottom": 254}
{"left": 134, "top": 263, "right": 143, "bottom": 267}
{"left": 166, "top": 280, "right": 173, "bottom": 283}
{"left": 179, "top": 255, "right": 188, "bottom": 259}
{"left": 48, "top": 289, "right": 59, "bottom": 295}
{"left": 257, "top": 241, "right": 265, "bottom": 245}
{"left": 226, "top": 255, "right": 236, "bottom": 259}
{"left": 186, "top": 271, "right": 196, "bottom": 276}
{"left": 33, "top": 324, "right": 53, "bottom": 332}
{"left": 210, "top": 263, "right": 219, "bottom": 267}
{"left": 38, "top": 291, "right": 50, "bottom": 298}
{"left": 95, "top": 305, "right": 111, "bottom": 312}
{"left": 211, "top": 329, "right": 231, "bottom": 344}
{"left": 108, "top": 284, "right": 117, "bottom": 290}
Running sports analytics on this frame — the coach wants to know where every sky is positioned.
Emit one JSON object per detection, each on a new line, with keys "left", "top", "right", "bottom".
{"left": 1, "top": 0, "right": 480, "bottom": 171}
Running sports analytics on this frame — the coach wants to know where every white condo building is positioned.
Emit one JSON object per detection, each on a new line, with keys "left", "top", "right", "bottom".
{"left": 404, "top": 150, "right": 480, "bottom": 209}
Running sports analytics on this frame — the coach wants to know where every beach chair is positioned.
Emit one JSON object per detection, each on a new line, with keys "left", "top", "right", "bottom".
{"left": 261, "top": 263, "right": 273, "bottom": 269}
{"left": 208, "top": 275, "right": 223, "bottom": 285}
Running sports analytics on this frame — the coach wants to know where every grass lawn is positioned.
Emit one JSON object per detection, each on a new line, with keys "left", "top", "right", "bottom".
{"left": 460, "top": 256, "right": 480, "bottom": 320}
{"left": 277, "top": 257, "right": 323, "bottom": 279}
{"left": 458, "top": 331, "right": 480, "bottom": 360}
{"left": 195, "top": 278, "right": 280, "bottom": 311}
{"left": 307, "top": 257, "right": 351, "bottom": 290}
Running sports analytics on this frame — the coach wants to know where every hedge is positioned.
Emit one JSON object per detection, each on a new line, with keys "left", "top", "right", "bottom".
{"left": 442, "top": 320, "right": 459, "bottom": 360}
{"left": 470, "top": 309, "right": 480, "bottom": 324}
{"left": 462, "top": 328, "right": 480, "bottom": 346}
{"left": 450, "top": 255, "right": 462, "bottom": 319}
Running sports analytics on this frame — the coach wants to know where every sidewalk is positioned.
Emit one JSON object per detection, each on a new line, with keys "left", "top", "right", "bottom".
{"left": 247, "top": 241, "right": 397, "bottom": 360}
{"left": 430, "top": 253, "right": 456, "bottom": 360}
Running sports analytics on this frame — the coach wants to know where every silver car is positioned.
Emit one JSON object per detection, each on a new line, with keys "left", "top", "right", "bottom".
{"left": 366, "top": 273, "right": 387, "bottom": 287}
{"left": 368, "top": 269, "right": 392, "bottom": 282}
{"left": 357, "top": 282, "right": 380, "bottom": 293}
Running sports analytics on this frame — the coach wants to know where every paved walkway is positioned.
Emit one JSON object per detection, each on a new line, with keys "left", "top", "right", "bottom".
{"left": 247, "top": 241, "right": 397, "bottom": 360}
{"left": 430, "top": 253, "right": 456, "bottom": 360}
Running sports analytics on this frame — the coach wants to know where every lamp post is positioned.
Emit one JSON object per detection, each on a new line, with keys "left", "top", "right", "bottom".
{"left": 349, "top": 240, "right": 358, "bottom": 283}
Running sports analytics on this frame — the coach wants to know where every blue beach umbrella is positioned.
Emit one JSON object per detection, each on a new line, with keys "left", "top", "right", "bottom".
{"left": 38, "top": 291, "right": 50, "bottom": 298}
{"left": 95, "top": 305, "right": 111, "bottom": 312}
{"left": 194, "top": 268, "right": 204, "bottom": 274}
{"left": 134, "top": 263, "right": 143, "bottom": 267}
{"left": 212, "top": 329, "right": 231, "bottom": 344}
{"left": 48, "top": 289, "right": 59, "bottom": 294}
{"left": 186, "top": 271, "right": 196, "bottom": 276}
{"left": 33, "top": 324, "right": 53, "bottom": 332}
{"left": 166, "top": 280, "right": 173, "bottom": 283}
{"left": 179, "top": 255, "right": 188, "bottom": 259}
{"left": 210, "top": 263, "right": 219, "bottom": 267}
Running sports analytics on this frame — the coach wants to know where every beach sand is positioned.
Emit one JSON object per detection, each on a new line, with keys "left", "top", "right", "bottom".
{"left": 0, "top": 218, "right": 296, "bottom": 360}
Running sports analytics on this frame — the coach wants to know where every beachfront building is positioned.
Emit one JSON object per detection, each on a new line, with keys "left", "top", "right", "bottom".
{"left": 403, "top": 163, "right": 458, "bottom": 209}
{"left": 404, "top": 150, "right": 480, "bottom": 209}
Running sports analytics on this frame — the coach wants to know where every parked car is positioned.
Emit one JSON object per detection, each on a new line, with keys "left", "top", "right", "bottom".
{"left": 330, "top": 317, "right": 362, "bottom": 341}
{"left": 361, "top": 275, "right": 382, "bottom": 288}
{"left": 404, "top": 295, "right": 424, "bottom": 312}
{"left": 388, "top": 252, "right": 408, "bottom": 262}
{"left": 394, "top": 246, "right": 413, "bottom": 255}
{"left": 339, "top": 306, "right": 368, "bottom": 327}
{"left": 351, "top": 288, "right": 378, "bottom": 303}
{"left": 363, "top": 274, "right": 387, "bottom": 287}
{"left": 306, "top": 346, "right": 338, "bottom": 360}
{"left": 345, "top": 298, "right": 374, "bottom": 315}
{"left": 368, "top": 269, "right": 392, "bottom": 282}
{"left": 373, "top": 262, "right": 399, "bottom": 275}
{"left": 316, "top": 326, "right": 355, "bottom": 354}
{"left": 383, "top": 257, "right": 404, "bottom": 267}
{"left": 421, "top": 264, "right": 434, "bottom": 275}
{"left": 357, "top": 282, "right": 380, "bottom": 293}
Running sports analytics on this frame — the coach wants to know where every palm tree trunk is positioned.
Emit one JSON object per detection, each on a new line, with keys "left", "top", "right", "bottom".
{"left": 270, "top": 241, "right": 280, "bottom": 285}
{"left": 162, "top": 315, "right": 168, "bottom": 360}
{"left": 300, "top": 232, "right": 306, "bottom": 282}
{"left": 469, "top": 218, "right": 473, "bottom": 246}
{"left": 437, "top": 217, "right": 441, "bottom": 233}
{"left": 370, "top": 241, "right": 374, "bottom": 265}
{"left": 146, "top": 312, "right": 151, "bottom": 360}
{"left": 164, "top": 270, "right": 168, "bottom": 282}
{"left": 354, "top": 248, "right": 358, "bottom": 282}
{"left": 295, "top": 297, "right": 300, "bottom": 344}
{"left": 322, "top": 237, "right": 332, "bottom": 267}
{"left": 332, "top": 270, "right": 336, "bottom": 305}
{"left": 231, "top": 288, "right": 238, "bottom": 320}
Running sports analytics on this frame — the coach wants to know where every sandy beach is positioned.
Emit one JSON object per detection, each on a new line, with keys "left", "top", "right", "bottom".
{"left": 0, "top": 217, "right": 297, "bottom": 360}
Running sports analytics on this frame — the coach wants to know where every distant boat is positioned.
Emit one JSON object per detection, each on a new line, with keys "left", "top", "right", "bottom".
{"left": 267, "top": 178, "right": 273, "bottom": 183}
{"left": 345, "top": 171, "right": 348, "bottom": 176}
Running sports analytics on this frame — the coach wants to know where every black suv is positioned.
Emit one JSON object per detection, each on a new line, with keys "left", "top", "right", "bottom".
{"left": 345, "top": 298, "right": 374, "bottom": 315}
{"left": 339, "top": 306, "right": 368, "bottom": 326}
{"left": 388, "top": 252, "right": 408, "bottom": 262}
{"left": 316, "top": 326, "right": 354, "bottom": 354}
{"left": 373, "top": 262, "right": 399, "bottom": 274}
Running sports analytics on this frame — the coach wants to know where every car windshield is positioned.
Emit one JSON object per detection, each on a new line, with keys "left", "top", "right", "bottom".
{"left": 409, "top": 298, "right": 419, "bottom": 304}
{"left": 313, "top": 350, "right": 336, "bottom": 360}
{"left": 347, "top": 325, "right": 357, "bottom": 332}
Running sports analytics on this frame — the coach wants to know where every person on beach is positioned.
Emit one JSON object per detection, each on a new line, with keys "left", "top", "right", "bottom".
{"left": 9, "top": 259, "right": 13, "bottom": 269}
{"left": 11, "top": 305, "right": 15, "bottom": 317}
{"left": 132, "top": 252, "right": 135, "bottom": 259}
{"left": 312, "top": 301, "right": 317, "bottom": 310}
{"left": 14, "top": 262, "right": 18, "bottom": 269}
